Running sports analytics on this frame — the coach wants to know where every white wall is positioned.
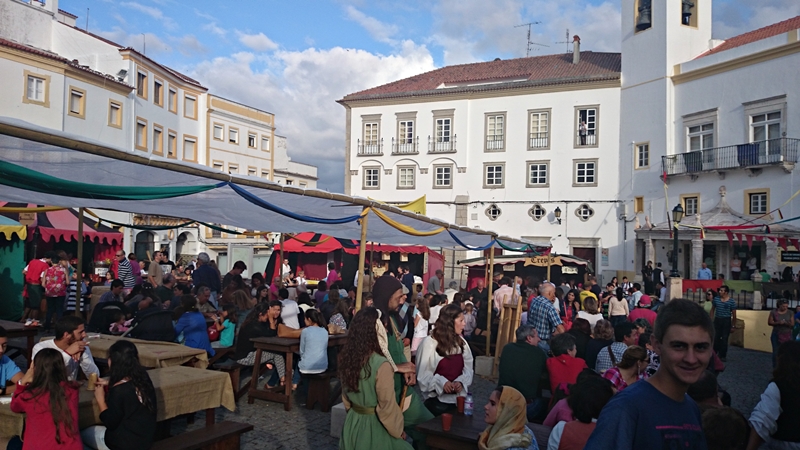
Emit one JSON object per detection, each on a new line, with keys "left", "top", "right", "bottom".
{"left": 0, "top": 0, "right": 53, "bottom": 51}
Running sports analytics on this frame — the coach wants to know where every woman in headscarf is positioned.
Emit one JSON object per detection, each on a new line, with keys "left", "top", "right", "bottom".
{"left": 372, "top": 276, "right": 434, "bottom": 449}
{"left": 479, "top": 386, "right": 538, "bottom": 450}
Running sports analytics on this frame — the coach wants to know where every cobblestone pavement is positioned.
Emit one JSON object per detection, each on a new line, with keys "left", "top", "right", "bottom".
{"left": 6, "top": 334, "right": 773, "bottom": 449}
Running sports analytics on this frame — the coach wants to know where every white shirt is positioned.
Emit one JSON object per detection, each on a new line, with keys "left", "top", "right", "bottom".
{"left": 415, "top": 335, "right": 474, "bottom": 405}
{"left": 749, "top": 382, "right": 800, "bottom": 450}
{"left": 577, "top": 311, "right": 604, "bottom": 328}
{"left": 280, "top": 299, "right": 300, "bottom": 329}
{"left": 428, "top": 305, "right": 442, "bottom": 327}
{"left": 445, "top": 288, "right": 458, "bottom": 304}
{"left": 32, "top": 339, "right": 99, "bottom": 382}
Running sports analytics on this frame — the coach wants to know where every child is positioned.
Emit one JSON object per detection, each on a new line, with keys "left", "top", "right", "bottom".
{"left": 109, "top": 311, "right": 133, "bottom": 335}
{"left": 10, "top": 348, "right": 82, "bottom": 449}
{"left": 463, "top": 301, "right": 477, "bottom": 338}
{"left": 211, "top": 304, "right": 237, "bottom": 348}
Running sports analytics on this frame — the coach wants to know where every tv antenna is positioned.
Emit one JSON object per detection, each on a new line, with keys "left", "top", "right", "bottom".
{"left": 555, "top": 28, "right": 572, "bottom": 53}
{"left": 515, "top": 22, "right": 549, "bottom": 56}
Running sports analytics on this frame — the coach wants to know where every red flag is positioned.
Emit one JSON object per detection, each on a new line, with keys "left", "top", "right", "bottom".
{"left": 791, "top": 239, "right": 800, "bottom": 250}
{"left": 736, "top": 233, "right": 744, "bottom": 246}
{"left": 746, "top": 234, "right": 754, "bottom": 250}
{"left": 778, "top": 237, "right": 788, "bottom": 250}
{"left": 662, "top": 170, "right": 668, "bottom": 183}
{"left": 726, "top": 231, "right": 734, "bottom": 247}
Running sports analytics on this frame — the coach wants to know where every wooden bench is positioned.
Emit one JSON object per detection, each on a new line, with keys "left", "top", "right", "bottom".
{"left": 151, "top": 421, "right": 253, "bottom": 450}
{"left": 305, "top": 370, "right": 338, "bottom": 412}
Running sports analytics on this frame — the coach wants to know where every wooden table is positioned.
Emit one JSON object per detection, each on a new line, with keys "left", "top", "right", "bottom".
{"left": 416, "top": 413, "right": 551, "bottom": 450}
{"left": 0, "top": 365, "right": 235, "bottom": 439}
{"left": 247, "top": 332, "right": 348, "bottom": 411}
{"left": 85, "top": 335, "right": 209, "bottom": 369}
{"left": 0, "top": 320, "right": 39, "bottom": 365}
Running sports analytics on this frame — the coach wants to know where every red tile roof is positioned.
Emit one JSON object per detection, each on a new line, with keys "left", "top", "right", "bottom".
{"left": 119, "top": 47, "right": 206, "bottom": 90}
{"left": 57, "top": 9, "right": 78, "bottom": 19}
{"left": 0, "top": 38, "right": 132, "bottom": 90}
{"left": 697, "top": 15, "right": 800, "bottom": 59}
{"left": 341, "top": 52, "right": 620, "bottom": 102}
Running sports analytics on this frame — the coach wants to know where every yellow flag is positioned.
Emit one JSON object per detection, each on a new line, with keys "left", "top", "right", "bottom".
{"left": 368, "top": 195, "right": 427, "bottom": 215}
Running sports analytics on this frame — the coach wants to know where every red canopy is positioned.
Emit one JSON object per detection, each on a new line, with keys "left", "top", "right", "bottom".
{"left": 0, "top": 203, "right": 122, "bottom": 245}
{"left": 274, "top": 232, "right": 429, "bottom": 255}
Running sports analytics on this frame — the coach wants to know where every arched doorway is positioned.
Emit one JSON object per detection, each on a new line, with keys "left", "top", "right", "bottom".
{"left": 134, "top": 231, "right": 155, "bottom": 262}
{"left": 176, "top": 231, "right": 197, "bottom": 264}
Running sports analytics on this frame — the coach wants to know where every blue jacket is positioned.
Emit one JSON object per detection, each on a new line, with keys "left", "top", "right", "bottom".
{"left": 175, "top": 311, "right": 215, "bottom": 356}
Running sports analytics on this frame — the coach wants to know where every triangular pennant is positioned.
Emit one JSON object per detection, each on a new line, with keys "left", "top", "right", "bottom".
{"left": 746, "top": 234, "right": 754, "bottom": 250}
{"left": 726, "top": 231, "right": 734, "bottom": 247}
{"left": 765, "top": 236, "right": 774, "bottom": 242}
{"left": 791, "top": 239, "right": 800, "bottom": 250}
{"left": 736, "top": 233, "right": 743, "bottom": 246}
{"left": 778, "top": 237, "right": 788, "bottom": 251}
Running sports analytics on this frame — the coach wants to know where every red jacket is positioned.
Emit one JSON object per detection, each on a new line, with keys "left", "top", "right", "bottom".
{"left": 628, "top": 308, "right": 657, "bottom": 326}
{"left": 546, "top": 354, "right": 588, "bottom": 393}
{"left": 10, "top": 381, "right": 82, "bottom": 450}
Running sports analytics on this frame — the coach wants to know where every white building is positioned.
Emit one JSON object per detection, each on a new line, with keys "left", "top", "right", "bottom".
{"left": 339, "top": 46, "right": 622, "bottom": 274}
{"left": 619, "top": 0, "right": 800, "bottom": 281}
{"left": 272, "top": 135, "right": 318, "bottom": 188}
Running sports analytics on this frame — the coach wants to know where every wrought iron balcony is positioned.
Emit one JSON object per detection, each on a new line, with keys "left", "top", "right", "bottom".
{"left": 529, "top": 132, "right": 549, "bottom": 149}
{"left": 392, "top": 137, "right": 419, "bottom": 155}
{"left": 428, "top": 134, "right": 457, "bottom": 153}
{"left": 662, "top": 138, "right": 800, "bottom": 177}
{"left": 357, "top": 138, "right": 383, "bottom": 156}
{"left": 575, "top": 132, "right": 597, "bottom": 147}
{"left": 485, "top": 136, "right": 504, "bottom": 151}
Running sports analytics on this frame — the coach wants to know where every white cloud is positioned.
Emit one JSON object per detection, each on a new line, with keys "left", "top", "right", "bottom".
{"left": 344, "top": 6, "right": 399, "bottom": 45}
{"left": 191, "top": 41, "right": 435, "bottom": 191}
{"left": 118, "top": 1, "right": 178, "bottom": 31}
{"left": 176, "top": 34, "right": 208, "bottom": 56}
{"left": 97, "top": 27, "right": 172, "bottom": 55}
{"left": 237, "top": 32, "right": 279, "bottom": 52}
{"left": 202, "top": 22, "right": 227, "bottom": 38}
{"left": 712, "top": 0, "right": 800, "bottom": 39}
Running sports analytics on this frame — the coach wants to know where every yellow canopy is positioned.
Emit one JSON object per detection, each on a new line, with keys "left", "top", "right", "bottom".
{"left": 0, "top": 216, "right": 27, "bottom": 240}
{"left": 368, "top": 195, "right": 427, "bottom": 215}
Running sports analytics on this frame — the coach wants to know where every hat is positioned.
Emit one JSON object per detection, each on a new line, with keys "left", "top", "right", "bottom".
{"left": 464, "top": 300, "right": 474, "bottom": 307}
{"left": 638, "top": 295, "right": 652, "bottom": 307}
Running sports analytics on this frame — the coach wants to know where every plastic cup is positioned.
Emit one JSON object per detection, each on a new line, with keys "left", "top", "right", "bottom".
{"left": 87, "top": 373, "right": 98, "bottom": 391}
{"left": 441, "top": 413, "right": 453, "bottom": 431}
{"left": 456, "top": 396, "right": 465, "bottom": 414}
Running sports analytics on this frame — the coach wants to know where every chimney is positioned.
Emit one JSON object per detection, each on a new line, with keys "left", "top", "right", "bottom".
{"left": 573, "top": 35, "right": 581, "bottom": 64}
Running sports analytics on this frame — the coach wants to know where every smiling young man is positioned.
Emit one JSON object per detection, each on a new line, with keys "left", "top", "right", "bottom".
{"left": 585, "top": 299, "right": 713, "bottom": 449}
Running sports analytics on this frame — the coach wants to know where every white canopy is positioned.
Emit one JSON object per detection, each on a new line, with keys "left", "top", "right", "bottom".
{"left": 0, "top": 117, "right": 547, "bottom": 250}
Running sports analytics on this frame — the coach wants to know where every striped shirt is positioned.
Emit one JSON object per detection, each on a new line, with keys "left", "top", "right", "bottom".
{"left": 117, "top": 258, "right": 136, "bottom": 288}
{"left": 712, "top": 297, "right": 736, "bottom": 319}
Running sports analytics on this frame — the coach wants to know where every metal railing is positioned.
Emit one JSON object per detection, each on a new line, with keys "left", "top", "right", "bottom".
{"left": 485, "top": 136, "right": 504, "bottom": 151}
{"left": 392, "top": 137, "right": 418, "bottom": 154}
{"left": 357, "top": 138, "right": 383, "bottom": 156}
{"left": 428, "top": 134, "right": 457, "bottom": 153}
{"left": 575, "top": 133, "right": 597, "bottom": 147}
{"left": 662, "top": 138, "right": 800, "bottom": 176}
{"left": 529, "top": 132, "right": 549, "bottom": 149}
{"left": 682, "top": 287, "right": 800, "bottom": 310}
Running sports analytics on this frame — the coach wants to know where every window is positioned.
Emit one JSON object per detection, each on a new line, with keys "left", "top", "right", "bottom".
{"left": 433, "top": 165, "right": 452, "bottom": 189}
{"left": 485, "top": 113, "right": 506, "bottom": 151}
{"left": 634, "top": 196, "right": 644, "bottom": 214}
{"left": 68, "top": 87, "right": 86, "bottom": 119}
{"left": 636, "top": 143, "right": 650, "bottom": 168}
{"left": 300, "top": 182, "right": 307, "bottom": 188}
{"left": 398, "top": 120, "right": 414, "bottom": 144}
{"left": 248, "top": 167, "right": 257, "bottom": 177}
{"left": 752, "top": 112, "right": 782, "bottom": 161}
{"left": 108, "top": 100, "right": 122, "bottom": 128}
{"left": 528, "top": 109, "right": 550, "bottom": 149}
{"left": 634, "top": 0, "right": 652, "bottom": 32}
{"left": 152, "top": 125, "right": 163, "bottom": 155}
{"left": 574, "top": 160, "right": 597, "bottom": 186}
{"left": 682, "top": 196, "right": 698, "bottom": 215}
{"left": 363, "top": 123, "right": 379, "bottom": 145}
{"left": 576, "top": 106, "right": 598, "bottom": 146}
{"left": 681, "top": 0, "right": 697, "bottom": 27}
{"left": 182, "top": 136, "right": 197, "bottom": 161}
{"left": 135, "top": 118, "right": 147, "bottom": 151}
{"left": 484, "top": 163, "right": 505, "bottom": 188}
{"left": 168, "top": 88, "right": 177, "bottom": 113}
{"left": 576, "top": 204, "right": 595, "bottom": 221}
{"left": 23, "top": 71, "right": 50, "bottom": 107}
{"left": 153, "top": 79, "right": 163, "bottom": 106}
{"left": 397, "top": 166, "right": 415, "bottom": 189}
{"left": 688, "top": 123, "right": 714, "bottom": 151}
{"left": 212, "top": 161, "right": 224, "bottom": 171}
{"left": 436, "top": 118, "right": 451, "bottom": 142}
{"left": 285, "top": 180, "right": 293, "bottom": 186}
{"left": 183, "top": 94, "right": 197, "bottom": 119}
{"left": 228, "top": 163, "right": 238, "bottom": 174}
{"left": 363, "top": 167, "right": 380, "bottom": 189}
{"left": 136, "top": 71, "right": 147, "bottom": 98}
{"left": 527, "top": 161, "right": 548, "bottom": 187}
{"left": 167, "top": 131, "right": 177, "bottom": 158}
{"left": 229, "top": 128, "right": 239, "bottom": 144}
{"left": 431, "top": 109, "right": 455, "bottom": 153}
{"left": 261, "top": 136, "right": 270, "bottom": 151}
{"left": 212, "top": 124, "right": 223, "bottom": 141}
{"left": 485, "top": 204, "right": 502, "bottom": 221}
{"left": 261, "top": 170, "right": 270, "bottom": 180}
{"left": 528, "top": 204, "right": 546, "bottom": 221}
{"left": 746, "top": 191, "right": 769, "bottom": 215}
{"left": 248, "top": 133, "right": 257, "bottom": 148}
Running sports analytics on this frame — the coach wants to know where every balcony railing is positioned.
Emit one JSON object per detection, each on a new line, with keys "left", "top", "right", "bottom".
{"left": 392, "top": 137, "right": 419, "bottom": 154}
{"left": 428, "top": 134, "right": 457, "bottom": 153}
{"left": 529, "top": 132, "right": 549, "bottom": 149}
{"left": 357, "top": 138, "right": 383, "bottom": 156}
{"left": 575, "top": 132, "right": 597, "bottom": 147}
{"left": 485, "top": 136, "right": 504, "bottom": 151}
{"left": 662, "top": 138, "right": 799, "bottom": 176}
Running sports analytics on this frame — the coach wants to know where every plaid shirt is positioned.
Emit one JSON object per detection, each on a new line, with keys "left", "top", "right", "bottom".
{"left": 526, "top": 295, "right": 562, "bottom": 341}
{"left": 602, "top": 367, "right": 643, "bottom": 391}
{"left": 595, "top": 342, "right": 628, "bottom": 373}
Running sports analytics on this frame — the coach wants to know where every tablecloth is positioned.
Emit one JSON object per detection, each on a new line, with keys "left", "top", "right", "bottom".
{"left": 86, "top": 335, "right": 209, "bottom": 369}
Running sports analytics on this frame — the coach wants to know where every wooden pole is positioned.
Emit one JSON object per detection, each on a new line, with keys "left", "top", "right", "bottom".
{"left": 75, "top": 208, "right": 84, "bottom": 317}
{"left": 279, "top": 233, "right": 285, "bottom": 281}
{"left": 355, "top": 208, "right": 369, "bottom": 311}
{"left": 547, "top": 254, "right": 552, "bottom": 282}
{"left": 485, "top": 248, "right": 495, "bottom": 357}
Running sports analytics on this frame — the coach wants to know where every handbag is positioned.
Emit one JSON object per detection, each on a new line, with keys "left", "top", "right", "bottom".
{"left": 207, "top": 325, "right": 220, "bottom": 342}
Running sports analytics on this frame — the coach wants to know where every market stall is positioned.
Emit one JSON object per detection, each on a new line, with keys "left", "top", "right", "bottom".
{"left": 459, "top": 253, "right": 592, "bottom": 289}
{"left": 0, "top": 216, "right": 27, "bottom": 320}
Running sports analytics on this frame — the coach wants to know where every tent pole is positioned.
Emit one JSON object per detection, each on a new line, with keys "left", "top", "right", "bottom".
{"left": 355, "top": 208, "right": 369, "bottom": 311}
{"left": 279, "top": 233, "right": 285, "bottom": 279}
{"left": 547, "top": 255, "right": 552, "bottom": 282}
{"left": 485, "top": 248, "right": 495, "bottom": 357}
{"left": 76, "top": 208, "right": 84, "bottom": 317}
{"left": 370, "top": 241, "right": 375, "bottom": 276}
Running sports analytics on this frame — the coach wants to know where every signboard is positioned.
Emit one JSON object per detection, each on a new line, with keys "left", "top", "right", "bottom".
{"left": 18, "top": 212, "right": 35, "bottom": 226}
{"left": 601, "top": 248, "right": 609, "bottom": 266}
{"left": 502, "top": 264, "right": 515, "bottom": 271}
{"left": 524, "top": 255, "right": 562, "bottom": 267}
{"left": 561, "top": 266, "right": 578, "bottom": 274}
{"left": 780, "top": 251, "right": 800, "bottom": 263}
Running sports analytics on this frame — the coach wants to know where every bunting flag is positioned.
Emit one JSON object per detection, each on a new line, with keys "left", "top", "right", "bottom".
{"left": 725, "top": 231, "right": 734, "bottom": 247}
{"left": 778, "top": 237, "right": 788, "bottom": 251}
{"left": 791, "top": 239, "right": 800, "bottom": 250}
{"left": 746, "top": 234, "right": 754, "bottom": 250}
{"left": 367, "top": 195, "right": 427, "bottom": 215}
{"left": 736, "top": 233, "right": 743, "bottom": 246}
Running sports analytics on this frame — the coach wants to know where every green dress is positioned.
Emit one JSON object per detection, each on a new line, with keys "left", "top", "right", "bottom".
{"left": 340, "top": 353, "right": 413, "bottom": 450}
{"left": 388, "top": 316, "right": 434, "bottom": 449}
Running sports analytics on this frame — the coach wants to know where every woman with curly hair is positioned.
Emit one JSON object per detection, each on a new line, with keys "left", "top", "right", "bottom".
{"left": 81, "top": 340, "right": 157, "bottom": 450}
{"left": 338, "top": 307, "right": 412, "bottom": 450}
{"left": 372, "top": 276, "right": 434, "bottom": 448}
{"left": 416, "top": 303, "right": 474, "bottom": 416}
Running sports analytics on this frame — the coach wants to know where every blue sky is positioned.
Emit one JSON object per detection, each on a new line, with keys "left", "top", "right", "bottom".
{"left": 59, "top": 0, "right": 800, "bottom": 192}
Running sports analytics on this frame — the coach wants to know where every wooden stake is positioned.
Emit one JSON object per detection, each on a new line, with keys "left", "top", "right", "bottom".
{"left": 355, "top": 208, "right": 369, "bottom": 311}
{"left": 76, "top": 208, "right": 84, "bottom": 317}
{"left": 485, "top": 248, "right": 495, "bottom": 357}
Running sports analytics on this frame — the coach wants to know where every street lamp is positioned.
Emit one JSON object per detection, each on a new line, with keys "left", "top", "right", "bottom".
{"left": 670, "top": 203, "right": 684, "bottom": 277}
{"left": 554, "top": 207, "right": 562, "bottom": 224}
